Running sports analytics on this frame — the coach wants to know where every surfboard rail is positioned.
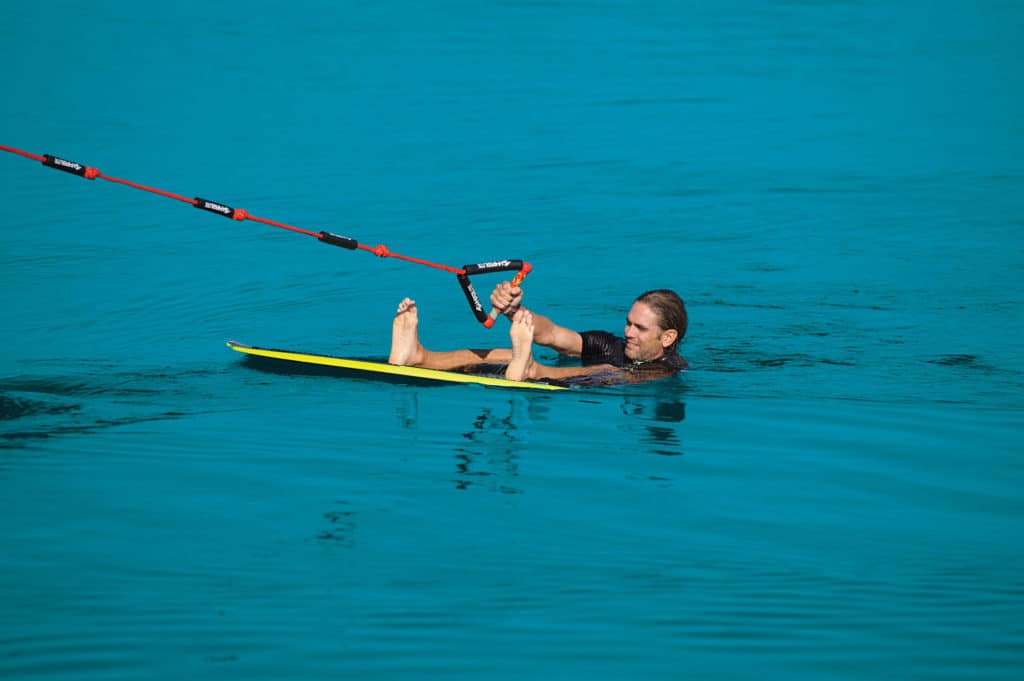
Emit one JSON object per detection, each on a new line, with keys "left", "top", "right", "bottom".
{"left": 226, "top": 341, "right": 568, "bottom": 391}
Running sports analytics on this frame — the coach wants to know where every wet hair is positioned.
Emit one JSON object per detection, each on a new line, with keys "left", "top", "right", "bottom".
{"left": 634, "top": 289, "right": 687, "bottom": 353}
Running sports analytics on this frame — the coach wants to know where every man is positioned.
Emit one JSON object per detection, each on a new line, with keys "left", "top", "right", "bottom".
{"left": 389, "top": 283, "right": 688, "bottom": 385}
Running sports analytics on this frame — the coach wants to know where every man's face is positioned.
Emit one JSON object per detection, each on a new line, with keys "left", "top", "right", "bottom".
{"left": 623, "top": 301, "right": 675, "bottom": 362}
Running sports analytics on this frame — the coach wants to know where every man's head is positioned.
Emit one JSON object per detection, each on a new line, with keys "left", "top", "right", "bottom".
{"left": 623, "top": 289, "right": 688, "bottom": 362}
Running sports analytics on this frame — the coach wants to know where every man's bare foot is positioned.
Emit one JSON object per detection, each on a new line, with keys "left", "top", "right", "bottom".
{"left": 506, "top": 309, "right": 536, "bottom": 381}
{"left": 388, "top": 298, "right": 426, "bottom": 366}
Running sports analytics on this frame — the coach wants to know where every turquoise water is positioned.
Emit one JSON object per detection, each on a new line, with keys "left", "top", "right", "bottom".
{"left": 2, "top": 1, "right": 1023, "bottom": 678}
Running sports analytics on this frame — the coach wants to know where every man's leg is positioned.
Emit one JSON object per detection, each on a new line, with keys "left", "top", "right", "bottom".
{"left": 505, "top": 309, "right": 618, "bottom": 382}
{"left": 505, "top": 309, "right": 536, "bottom": 381}
{"left": 389, "top": 298, "right": 512, "bottom": 369}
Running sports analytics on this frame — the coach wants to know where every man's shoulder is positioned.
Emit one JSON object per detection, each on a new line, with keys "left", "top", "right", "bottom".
{"left": 580, "top": 329, "right": 621, "bottom": 344}
{"left": 579, "top": 330, "right": 625, "bottom": 366}
{"left": 662, "top": 353, "right": 688, "bottom": 371}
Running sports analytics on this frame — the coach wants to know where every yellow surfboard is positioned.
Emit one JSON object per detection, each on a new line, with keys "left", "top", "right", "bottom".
{"left": 227, "top": 341, "right": 567, "bottom": 391}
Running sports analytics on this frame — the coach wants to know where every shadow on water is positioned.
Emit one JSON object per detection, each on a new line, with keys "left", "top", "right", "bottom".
{"left": 619, "top": 392, "right": 687, "bottom": 457}
{"left": 452, "top": 403, "right": 528, "bottom": 495}
{"left": 0, "top": 373, "right": 193, "bottom": 450}
{"left": 390, "top": 375, "right": 690, "bottom": 495}
{"left": 390, "top": 391, "right": 546, "bottom": 495}
{"left": 236, "top": 354, "right": 691, "bottom": 494}
{"left": 0, "top": 394, "right": 82, "bottom": 420}
{"left": 596, "top": 375, "right": 689, "bottom": 457}
{"left": 317, "top": 500, "right": 357, "bottom": 547}
{"left": 699, "top": 344, "right": 857, "bottom": 372}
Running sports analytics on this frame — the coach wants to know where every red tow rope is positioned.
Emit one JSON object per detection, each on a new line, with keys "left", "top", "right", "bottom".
{"left": 1, "top": 144, "right": 529, "bottom": 328}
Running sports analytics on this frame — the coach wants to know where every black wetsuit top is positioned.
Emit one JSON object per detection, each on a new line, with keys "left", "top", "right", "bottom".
{"left": 455, "top": 330, "right": 688, "bottom": 387}
{"left": 580, "top": 330, "right": 688, "bottom": 381}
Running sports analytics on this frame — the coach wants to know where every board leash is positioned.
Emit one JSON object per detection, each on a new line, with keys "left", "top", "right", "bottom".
{"left": 1, "top": 144, "right": 529, "bottom": 328}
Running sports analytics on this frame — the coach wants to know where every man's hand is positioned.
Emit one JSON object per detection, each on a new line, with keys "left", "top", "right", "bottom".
{"left": 490, "top": 281, "right": 524, "bottom": 319}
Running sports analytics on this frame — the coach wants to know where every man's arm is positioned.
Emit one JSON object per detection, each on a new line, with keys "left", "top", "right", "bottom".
{"left": 490, "top": 282, "right": 583, "bottom": 356}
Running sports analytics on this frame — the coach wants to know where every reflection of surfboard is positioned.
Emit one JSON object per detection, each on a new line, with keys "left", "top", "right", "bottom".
{"left": 227, "top": 341, "right": 568, "bottom": 391}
